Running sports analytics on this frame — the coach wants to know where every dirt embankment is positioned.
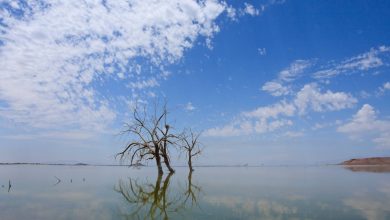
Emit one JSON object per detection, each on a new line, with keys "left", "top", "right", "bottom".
{"left": 341, "top": 157, "right": 390, "bottom": 165}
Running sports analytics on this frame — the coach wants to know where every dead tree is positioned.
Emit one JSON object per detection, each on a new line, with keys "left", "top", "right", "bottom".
{"left": 181, "top": 129, "right": 202, "bottom": 172}
{"left": 116, "top": 103, "right": 179, "bottom": 174}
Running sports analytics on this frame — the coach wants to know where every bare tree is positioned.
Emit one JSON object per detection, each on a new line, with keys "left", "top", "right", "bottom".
{"left": 181, "top": 129, "right": 202, "bottom": 172}
{"left": 116, "top": 102, "right": 179, "bottom": 174}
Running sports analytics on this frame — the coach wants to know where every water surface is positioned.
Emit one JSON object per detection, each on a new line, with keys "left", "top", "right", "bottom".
{"left": 1, "top": 165, "right": 389, "bottom": 219}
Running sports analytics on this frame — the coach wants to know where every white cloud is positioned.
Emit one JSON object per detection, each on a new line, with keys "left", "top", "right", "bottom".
{"left": 337, "top": 104, "right": 390, "bottom": 149}
{"left": 204, "top": 101, "right": 295, "bottom": 137}
{"left": 243, "top": 101, "right": 295, "bottom": 134}
{"left": 261, "top": 59, "right": 311, "bottom": 97}
{"left": 294, "top": 84, "right": 357, "bottom": 115}
{"left": 360, "top": 90, "right": 371, "bottom": 99}
{"left": 374, "top": 133, "right": 390, "bottom": 149}
{"left": 243, "top": 3, "right": 260, "bottom": 16}
{"left": 261, "top": 47, "right": 390, "bottom": 102}
{"left": 258, "top": 47, "right": 267, "bottom": 56}
{"left": 226, "top": 1, "right": 284, "bottom": 20}
{"left": 344, "top": 185, "right": 390, "bottom": 220}
{"left": 311, "top": 121, "right": 337, "bottom": 130}
{"left": 384, "top": 82, "right": 390, "bottom": 90}
{"left": 376, "top": 82, "right": 390, "bottom": 96}
{"left": 204, "top": 120, "right": 253, "bottom": 137}
{"left": 185, "top": 102, "right": 196, "bottom": 111}
{"left": 205, "top": 102, "right": 276, "bottom": 137}
{"left": 204, "top": 196, "right": 298, "bottom": 218}
{"left": 127, "top": 78, "right": 159, "bottom": 90}
{"left": 207, "top": 45, "right": 388, "bottom": 138}
{"left": 262, "top": 119, "right": 292, "bottom": 133}
{"left": 312, "top": 123, "right": 326, "bottom": 130}
{"left": 278, "top": 60, "right": 312, "bottom": 82}
{"left": 0, "top": 0, "right": 227, "bottom": 131}
{"left": 262, "top": 46, "right": 390, "bottom": 98}
{"left": 225, "top": 0, "right": 286, "bottom": 20}
{"left": 314, "top": 46, "right": 390, "bottom": 79}
{"left": 284, "top": 131, "right": 304, "bottom": 138}
{"left": 338, "top": 104, "right": 379, "bottom": 133}
{"left": 261, "top": 81, "right": 290, "bottom": 96}
{"left": 1, "top": 130, "right": 95, "bottom": 141}
{"left": 225, "top": 5, "right": 237, "bottom": 20}
{"left": 243, "top": 101, "right": 296, "bottom": 119}
{"left": 206, "top": 84, "right": 356, "bottom": 137}
{"left": 344, "top": 198, "right": 390, "bottom": 220}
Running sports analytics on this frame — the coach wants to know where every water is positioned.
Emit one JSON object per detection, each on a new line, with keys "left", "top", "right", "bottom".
{"left": 0, "top": 165, "right": 390, "bottom": 220}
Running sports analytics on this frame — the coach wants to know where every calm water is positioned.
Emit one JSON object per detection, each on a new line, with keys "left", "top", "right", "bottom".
{"left": 0, "top": 165, "right": 390, "bottom": 220}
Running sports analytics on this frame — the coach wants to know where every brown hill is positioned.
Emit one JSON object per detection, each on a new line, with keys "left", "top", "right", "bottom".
{"left": 341, "top": 157, "right": 390, "bottom": 165}
{"left": 344, "top": 165, "right": 390, "bottom": 173}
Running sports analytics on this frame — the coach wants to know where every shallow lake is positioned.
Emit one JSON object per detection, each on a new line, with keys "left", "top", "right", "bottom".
{"left": 0, "top": 165, "right": 389, "bottom": 220}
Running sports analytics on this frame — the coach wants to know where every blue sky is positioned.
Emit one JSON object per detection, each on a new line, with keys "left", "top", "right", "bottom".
{"left": 0, "top": 0, "right": 389, "bottom": 165}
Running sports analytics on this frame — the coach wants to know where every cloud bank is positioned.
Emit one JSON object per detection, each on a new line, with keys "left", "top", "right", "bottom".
{"left": 0, "top": 0, "right": 228, "bottom": 131}
{"left": 206, "top": 46, "right": 389, "bottom": 139}
{"left": 338, "top": 104, "right": 390, "bottom": 149}
{"left": 205, "top": 83, "right": 356, "bottom": 137}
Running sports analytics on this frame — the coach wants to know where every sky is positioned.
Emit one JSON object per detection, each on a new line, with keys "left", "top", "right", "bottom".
{"left": 0, "top": 0, "right": 389, "bottom": 165}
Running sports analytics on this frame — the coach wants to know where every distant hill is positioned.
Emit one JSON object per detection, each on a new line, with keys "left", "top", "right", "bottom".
{"left": 341, "top": 157, "right": 390, "bottom": 165}
{"left": 74, "top": 163, "right": 88, "bottom": 166}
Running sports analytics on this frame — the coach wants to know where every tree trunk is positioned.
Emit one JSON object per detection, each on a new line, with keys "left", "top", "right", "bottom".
{"left": 188, "top": 151, "right": 194, "bottom": 171}
{"left": 161, "top": 131, "right": 175, "bottom": 173}
{"left": 156, "top": 156, "right": 163, "bottom": 175}
{"left": 151, "top": 172, "right": 163, "bottom": 219}
{"left": 155, "top": 146, "right": 163, "bottom": 175}
{"left": 154, "top": 172, "right": 163, "bottom": 194}
{"left": 161, "top": 172, "right": 173, "bottom": 220}
{"left": 162, "top": 152, "right": 175, "bottom": 173}
{"left": 187, "top": 170, "right": 193, "bottom": 187}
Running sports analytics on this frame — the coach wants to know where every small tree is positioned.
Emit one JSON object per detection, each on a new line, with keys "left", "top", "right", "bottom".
{"left": 116, "top": 103, "right": 179, "bottom": 174}
{"left": 181, "top": 129, "right": 202, "bottom": 172}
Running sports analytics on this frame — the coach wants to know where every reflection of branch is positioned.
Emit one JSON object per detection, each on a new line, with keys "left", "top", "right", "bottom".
{"left": 53, "top": 176, "right": 61, "bottom": 186}
{"left": 115, "top": 171, "right": 203, "bottom": 220}
{"left": 178, "top": 171, "right": 201, "bottom": 211}
{"left": 185, "top": 171, "right": 201, "bottom": 205}
{"left": 115, "top": 173, "right": 177, "bottom": 220}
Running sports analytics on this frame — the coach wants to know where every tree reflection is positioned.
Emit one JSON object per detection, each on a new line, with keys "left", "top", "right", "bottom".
{"left": 115, "top": 171, "right": 201, "bottom": 220}
{"left": 180, "top": 171, "right": 201, "bottom": 208}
